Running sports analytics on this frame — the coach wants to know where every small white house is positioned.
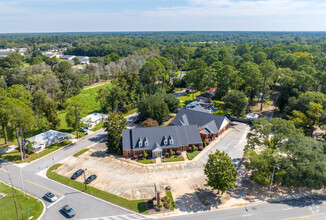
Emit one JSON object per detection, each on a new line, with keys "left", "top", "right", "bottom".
{"left": 81, "top": 113, "right": 108, "bottom": 129}
{"left": 26, "top": 130, "right": 72, "bottom": 152}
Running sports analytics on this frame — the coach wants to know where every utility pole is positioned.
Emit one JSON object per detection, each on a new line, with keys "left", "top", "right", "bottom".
{"left": 269, "top": 165, "right": 279, "bottom": 198}
{"left": 4, "top": 164, "right": 19, "bottom": 220}
{"left": 19, "top": 169, "right": 25, "bottom": 196}
{"left": 83, "top": 168, "right": 87, "bottom": 191}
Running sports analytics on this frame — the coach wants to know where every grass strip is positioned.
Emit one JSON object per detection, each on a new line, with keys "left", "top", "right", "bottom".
{"left": 137, "top": 159, "right": 153, "bottom": 164}
{"left": 47, "top": 164, "right": 147, "bottom": 213}
{"left": 73, "top": 149, "right": 90, "bottom": 157}
{"left": 187, "top": 151, "right": 201, "bottom": 160}
{"left": 163, "top": 157, "right": 184, "bottom": 162}
{"left": 166, "top": 191, "right": 175, "bottom": 210}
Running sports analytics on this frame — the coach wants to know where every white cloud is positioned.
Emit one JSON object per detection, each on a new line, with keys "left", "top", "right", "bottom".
{"left": 144, "top": 0, "right": 325, "bottom": 17}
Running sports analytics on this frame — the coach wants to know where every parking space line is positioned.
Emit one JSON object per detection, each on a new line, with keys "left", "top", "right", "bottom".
{"left": 0, "top": 168, "right": 9, "bottom": 173}
{"left": 47, "top": 195, "right": 65, "bottom": 209}
{"left": 25, "top": 179, "right": 64, "bottom": 196}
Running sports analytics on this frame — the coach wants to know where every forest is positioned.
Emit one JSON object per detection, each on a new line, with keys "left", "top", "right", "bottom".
{"left": 1, "top": 31, "right": 326, "bottom": 188}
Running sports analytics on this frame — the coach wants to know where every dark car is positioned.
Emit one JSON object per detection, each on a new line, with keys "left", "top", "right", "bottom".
{"left": 62, "top": 205, "right": 76, "bottom": 218}
{"left": 71, "top": 169, "right": 84, "bottom": 180}
{"left": 85, "top": 174, "right": 97, "bottom": 184}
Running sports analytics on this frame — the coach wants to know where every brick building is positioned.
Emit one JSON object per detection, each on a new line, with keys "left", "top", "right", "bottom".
{"left": 170, "top": 109, "right": 230, "bottom": 141}
{"left": 122, "top": 125, "right": 202, "bottom": 158}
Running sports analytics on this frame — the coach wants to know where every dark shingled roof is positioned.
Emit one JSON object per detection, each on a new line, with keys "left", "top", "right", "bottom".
{"left": 171, "top": 109, "right": 229, "bottom": 135}
{"left": 122, "top": 125, "right": 202, "bottom": 151}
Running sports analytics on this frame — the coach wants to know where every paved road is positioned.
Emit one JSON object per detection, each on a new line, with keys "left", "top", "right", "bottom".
{"left": 164, "top": 195, "right": 326, "bottom": 220}
{"left": 0, "top": 113, "right": 140, "bottom": 220}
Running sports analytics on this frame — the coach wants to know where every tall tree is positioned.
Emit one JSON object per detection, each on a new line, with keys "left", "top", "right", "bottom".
{"left": 104, "top": 112, "right": 127, "bottom": 154}
{"left": 240, "top": 62, "right": 262, "bottom": 101}
{"left": 65, "top": 96, "right": 88, "bottom": 138}
{"left": 223, "top": 90, "right": 248, "bottom": 117}
{"left": 259, "top": 60, "right": 277, "bottom": 110}
{"left": 204, "top": 150, "right": 237, "bottom": 194}
{"left": 139, "top": 57, "right": 165, "bottom": 95}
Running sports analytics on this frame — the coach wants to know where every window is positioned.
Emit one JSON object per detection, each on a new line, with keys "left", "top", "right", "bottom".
{"left": 163, "top": 136, "right": 167, "bottom": 145}
{"left": 138, "top": 137, "right": 142, "bottom": 147}
{"left": 144, "top": 141, "right": 148, "bottom": 146}
{"left": 169, "top": 139, "right": 173, "bottom": 145}
{"left": 127, "top": 151, "right": 130, "bottom": 156}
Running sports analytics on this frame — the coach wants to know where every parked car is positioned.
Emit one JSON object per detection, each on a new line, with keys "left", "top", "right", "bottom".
{"left": 80, "top": 127, "right": 88, "bottom": 132}
{"left": 61, "top": 205, "right": 76, "bottom": 218}
{"left": 44, "top": 192, "right": 57, "bottom": 202}
{"left": 71, "top": 169, "right": 84, "bottom": 180}
{"left": 85, "top": 174, "right": 97, "bottom": 184}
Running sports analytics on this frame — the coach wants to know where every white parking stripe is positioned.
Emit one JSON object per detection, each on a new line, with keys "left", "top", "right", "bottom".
{"left": 81, "top": 214, "right": 145, "bottom": 220}
{"left": 47, "top": 196, "right": 65, "bottom": 209}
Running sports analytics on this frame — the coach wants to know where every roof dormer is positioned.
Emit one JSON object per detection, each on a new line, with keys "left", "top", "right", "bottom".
{"left": 163, "top": 136, "right": 167, "bottom": 145}
{"left": 169, "top": 135, "right": 174, "bottom": 145}
{"left": 138, "top": 137, "right": 142, "bottom": 147}
{"left": 144, "top": 137, "right": 149, "bottom": 147}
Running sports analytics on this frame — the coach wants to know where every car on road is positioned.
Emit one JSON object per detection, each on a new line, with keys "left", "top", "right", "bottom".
{"left": 61, "top": 205, "right": 76, "bottom": 218}
{"left": 45, "top": 192, "right": 58, "bottom": 202}
{"left": 71, "top": 169, "right": 84, "bottom": 180}
{"left": 85, "top": 174, "right": 97, "bottom": 184}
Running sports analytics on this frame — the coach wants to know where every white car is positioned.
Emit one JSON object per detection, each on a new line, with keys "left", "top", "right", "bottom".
{"left": 45, "top": 192, "right": 58, "bottom": 202}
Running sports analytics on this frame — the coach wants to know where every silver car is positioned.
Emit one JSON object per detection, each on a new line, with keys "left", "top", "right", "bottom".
{"left": 45, "top": 192, "right": 58, "bottom": 202}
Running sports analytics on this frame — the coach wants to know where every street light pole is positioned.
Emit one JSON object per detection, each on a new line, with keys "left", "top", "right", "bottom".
{"left": 19, "top": 169, "right": 25, "bottom": 196}
{"left": 83, "top": 168, "right": 87, "bottom": 191}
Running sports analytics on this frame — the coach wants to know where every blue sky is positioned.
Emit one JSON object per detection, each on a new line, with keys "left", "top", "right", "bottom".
{"left": 1, "top": 0, "right": 326, "bottom": 33}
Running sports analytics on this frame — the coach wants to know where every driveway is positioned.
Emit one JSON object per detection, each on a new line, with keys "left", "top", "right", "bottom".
{"left": 196, "top": 122, "right": 250, "bottom": 168}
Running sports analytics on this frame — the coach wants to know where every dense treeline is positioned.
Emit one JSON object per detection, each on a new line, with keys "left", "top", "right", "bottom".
{"left": 2, "top": 32, "right": 326, "bottom": 174}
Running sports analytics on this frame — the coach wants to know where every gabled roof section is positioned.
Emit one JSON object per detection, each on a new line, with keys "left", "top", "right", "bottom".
{"left": 122, "top": 125, "right": 202, "bottom": 151}
{"left": 171, "top": 109, "right": 229, "bottom": 135}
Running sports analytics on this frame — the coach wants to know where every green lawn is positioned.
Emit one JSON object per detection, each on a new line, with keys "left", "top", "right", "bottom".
{"left": 58, "top": 82, "right": 112, "bottom": 132}
{"left": 47, "top": 164, "right": 147, "bottom": 213}
{"left": 0, "top": 141, "right": 71, "bottom": 163}
{"left": 137, "top": 159, "right": 153, "bottom": 164}
{"left": 166, "top": 191, "right": 175, "bottom": 210}
{"left": 187, "top": 151, "right": 201, "bottom": 160}
{"left": 163, "top": 156, "right": 184, "bottom": 162}
{"left": 73, "top": 149, "right": 90, "bottom": 157}
{"left": 178, "top": 91, "right": 201, "bottom": 102}
{"left": 90, "top": 122, "right": 104, "bottom": 131}
{"left": 0, "top": 183, "right": 44, "bottom": 220}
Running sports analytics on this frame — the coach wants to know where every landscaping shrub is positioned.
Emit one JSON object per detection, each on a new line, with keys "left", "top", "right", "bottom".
{"left": 142, "top": 118, "right": 159, "bottom": 127}
{"left": 198, "top": 145, "right": 203, "bottom": 151}
{"left": 203, "top": 141, "right": 207, "bottom": 147}
{"left": 143, "top": 150, "right": 147, "bottom": 159}
{"left": 195, "top": 147, "right": 198, "bottom": 151}
{"left": 164, "top": 152, "right": 169, "bottom": 157}
{"left": 176, "top": 150, "right": 181, "bottom": 155}
{"left": 188, "top": 146, "right": 192, "bottom": 151}
{"left": 133, "top": 154, "right": 138, "bottom": 159}
{"left": 169, "top": 149, "right": 173, "bottom": 157}
{"left": 139, "top": 153, "right": 143, "bottom": 158}
{"left": 192, "top": 145, "right": 196, "bottom": 152}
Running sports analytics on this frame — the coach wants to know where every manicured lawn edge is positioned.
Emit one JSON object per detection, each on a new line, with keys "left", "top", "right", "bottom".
{"left": 47, "top": 164, "right": 147, "bottom": 213}
{"left": 137, "top": 159, "right": 153, "bottom": 164}
{"left": 187, "top": 151, "right": 201, "bottom": 160}
{"left": 0, "top": 181, "right": 45, "bottom": 220}
{"left": 166, "top": 191, "right": 175, "bottom": 210}
{"left": 163, "top": 157, "right": 184, "bottom": 162}
{"left": 73, "top": 149, "right": 90, "bottom": 157}
{"left": 90, "top": 122, "right": 104, "bottom": 131}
